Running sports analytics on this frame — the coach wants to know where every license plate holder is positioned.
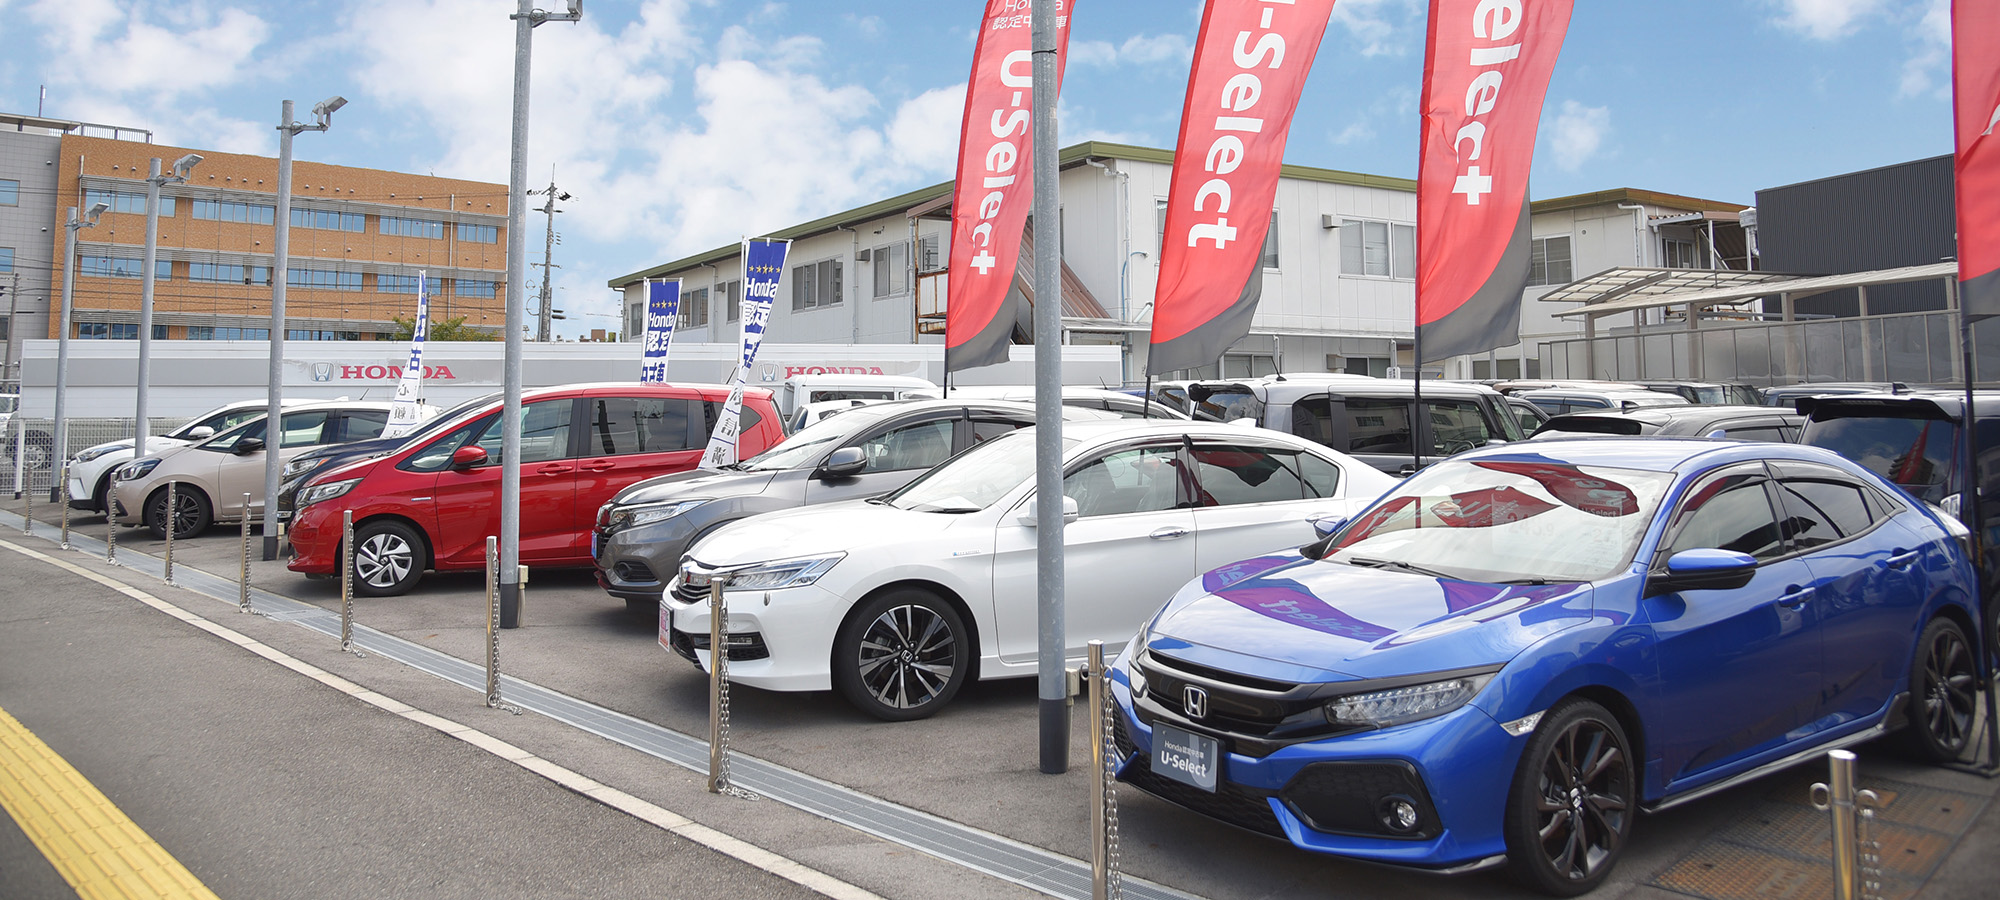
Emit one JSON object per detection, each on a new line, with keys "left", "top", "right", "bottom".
{"left": 1152, "top": 722, "right": 1221, "bottom": 792}
{"left": 657, "top": 604, "right": 672, "bottom": 652}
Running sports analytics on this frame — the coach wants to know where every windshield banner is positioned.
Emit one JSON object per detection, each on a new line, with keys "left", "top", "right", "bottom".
{"left": 700, "top": 238, "right": 790, "bottom": 470}
{"left": 1415, "top": 0, "right": 1573, "bottom": 360}
{"left": 1147, "top": 0, "right": 1337, "bottom": 376}
{"left": 944, "top": 0, "right": 1075, "bottom": 372}
{"left": 640, "top": 279, "right": 681, "bottom": 384}
{"left": 381, "top": 271, "right": 430, "bottom": 439}
{"left": 1956, "top": 0, "right": 2000, "bottom": 319}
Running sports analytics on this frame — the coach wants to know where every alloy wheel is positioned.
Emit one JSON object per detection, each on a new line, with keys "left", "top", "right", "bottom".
{"left": 854, "top": 604, "right": 957, "bottom": 710}
{"left": 1532, "top": 717, "right": 1631, "bottom": 883}
{"left": 356, "top": 531, "right": 415, "bottom": 589}
{"left": 1921, "top": 624, "right": 1977, "bottom": 753}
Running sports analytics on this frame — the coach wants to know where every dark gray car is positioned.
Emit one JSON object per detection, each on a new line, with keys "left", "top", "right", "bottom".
{"left": 591, "top": 398, "right": 1116, "bottom": 613}
{"left": 1185, "top": 376, "right": 1525, "bottom": 476}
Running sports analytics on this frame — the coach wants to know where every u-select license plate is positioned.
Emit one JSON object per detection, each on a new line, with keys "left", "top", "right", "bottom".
{"left": 1152, "top": 722, "right": 1220, "bottom": 792}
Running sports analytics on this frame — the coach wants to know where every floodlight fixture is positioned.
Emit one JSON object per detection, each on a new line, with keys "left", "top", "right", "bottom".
{"left": 84, "top": 201, "right": 109, "bottom": 222}
{"left": 314, "top": 95, "right": 348, "bottom": 118}
{"left": 172, "top": 154, "right": 204, "bottom": 179}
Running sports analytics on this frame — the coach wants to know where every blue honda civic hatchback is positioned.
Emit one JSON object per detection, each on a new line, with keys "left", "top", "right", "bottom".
{"left": 1109, "top": 438, "right": 1982, "bottom": 895}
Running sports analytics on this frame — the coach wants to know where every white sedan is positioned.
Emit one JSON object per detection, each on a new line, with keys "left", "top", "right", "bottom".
{"left": 661, "top": 420, "right": 1397, "bottom": 720}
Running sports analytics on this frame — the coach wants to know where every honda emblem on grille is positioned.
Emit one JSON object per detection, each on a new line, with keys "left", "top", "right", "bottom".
{"left": 1183, "top": 685, "right": 1208, "bottom": 719}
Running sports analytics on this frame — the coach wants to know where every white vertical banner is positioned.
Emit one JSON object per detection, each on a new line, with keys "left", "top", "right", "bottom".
{"left": 382, "top": 270, "right": 430, "bottom": 438}
{"left": 699, "top": 238, "right": 789, "bottom": 470}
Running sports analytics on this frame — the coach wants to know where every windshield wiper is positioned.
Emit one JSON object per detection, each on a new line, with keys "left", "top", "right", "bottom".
{"left": 912, "top": 503, "right": 982, "bottom": 514}
{"left": 1344, "top": 556, "right": 1460, "bottom": 580}
{"left": 1496, "top": 577, "right": 1563, "bottom": 585}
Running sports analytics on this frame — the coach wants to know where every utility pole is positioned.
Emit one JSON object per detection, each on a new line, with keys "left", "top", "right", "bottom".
{"left": 528, "top": 175, "right": 570, "bottom": 342}
{"left": 2, "top": 272, "right": 18, "bottom": 388}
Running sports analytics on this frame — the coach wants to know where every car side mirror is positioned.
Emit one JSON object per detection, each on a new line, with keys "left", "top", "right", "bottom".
{"left": 234, "top": 437, "right": 266, "bottom": 455}
{"left": 1019, "top": 495, "right": 1080, "bottom": 526}
{"left": 1306, "top": 513, "right": 1347, "bottom": 539}
{"left": 1651, "top": 548, "right": 1758, "bottom": 593}
{"left": 450, "top": 446, "right": 489, "bottom": 470}
{"left": 818, "top": 446, "right": 866, "bottom": 479}
{"left": 187, "top": 426, "right": 215, "bottom": 440}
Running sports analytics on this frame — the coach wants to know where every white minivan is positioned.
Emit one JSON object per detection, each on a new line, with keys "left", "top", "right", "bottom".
{"left": 777, "top": 374, "right": 940, "bottom": 430}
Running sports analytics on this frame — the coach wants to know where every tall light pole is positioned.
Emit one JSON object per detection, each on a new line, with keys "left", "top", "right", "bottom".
{"left": 501, "top": 0, "right": 582, "bottom": 627}
{"left": 1031, "top": 0, "right": 1067, "bottom": 773}
{"left": 529, "top": 176, "right": 570, "bottom": 342}
{"left": 52, "top": 202, "right": 109, "bottom": 500}
{"left": 263, "top": 95, "right": 345, "bottom": 559}
{"left": 137, "top": 154, "right": 202, "bottom": 454}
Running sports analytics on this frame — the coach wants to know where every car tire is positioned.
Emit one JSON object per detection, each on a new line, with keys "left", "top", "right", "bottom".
{"left": 1901, "top": 616, "right": 1978, "bottom": 763}
{"left": 145, "top": 485, "right": 212, "bottom": 540}
{"left": 832, "top": 588, "right": 971, "bottom": 722}
{"left": 91, "top": 472, "right": 114, "bottom": 514}
{"left": 1503, "top": 698, "right": 1636, "bottom": 897}
{"left": 351, "top": 519, "right": 426, "bottom": 597}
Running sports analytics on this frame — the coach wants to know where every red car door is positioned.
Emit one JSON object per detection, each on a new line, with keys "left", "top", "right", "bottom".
{"left": 433, "top": 398, "right": 580, "bottom": 569}
{"left": 569, "top": 393, "right": 705, "bottom": 560}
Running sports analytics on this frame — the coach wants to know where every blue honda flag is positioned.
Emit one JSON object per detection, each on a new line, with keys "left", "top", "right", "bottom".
{"left": 640, "top": 279, "right": 681, "bottom": 384}
{"left": 701, "top": 238, "right": 790, "bottom": 469}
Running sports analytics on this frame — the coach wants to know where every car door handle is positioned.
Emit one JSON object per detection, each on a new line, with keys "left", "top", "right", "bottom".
{"left": 536, "top": 464, "right": 573, "bottom": 476}
{"left": 1886, "top": 549, "right": 1920, "bottom": 570}
{"left": 1777, "top": 586, "right": 1814, "bottom": 609}
{"left": 582, "top": 460, "right": 617, "bottom": 472}
{"left": 1149, "top": 527, "right": 1190, "bottom": 540}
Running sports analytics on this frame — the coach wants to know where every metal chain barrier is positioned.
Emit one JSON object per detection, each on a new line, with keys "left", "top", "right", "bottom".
{"left": 162, "top": 481, "right": 177, "bottom": 586}
{"left": 707, "top": 571, "right": 756, "bottom": 800}
{"left": 483, "top": 537, "right": 519, "bottom": 714}
{"left": 238, "top": 492, "right": 253, "bottom": 613}
{"left": 20, "top": 452, "right": 31, "bottom": 535}
{"left": 340, "top": 510, "right": 356, "bottom": 653}
{"left": 1856, "top": 787, "right": 1885, "bottom": 900}
{"left": 1086, "top": 641, "right": 1123, "bottom": 900}
{"left": 57, "top": 462, "right": 70, "bottom": 550}
{"left": 103, "top": 473, "right": 118, "bottom": 566}
{"left": 1811, "top": 749, "right": 1879, "bottom": 900}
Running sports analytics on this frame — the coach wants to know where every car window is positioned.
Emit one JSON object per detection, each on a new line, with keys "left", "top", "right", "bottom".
{"left": 338, "top": 410, "right": 390, "bottom": 442}
{"left": 1297, "top": 452, "right": 1343, "bottom": 498}
{"left": 856, "top": 419, "right": 955, "bottom": 472}
{"left": 1294, "top": 396, "right": 1416, "bottom": 455}
{"left": 1064, "top": 446, "right": 1184, "bottom": 518}
{"left": 471, "top": 399, "right": 574, "bottom": 464}
{"left": 194, "top": 408, "right": 266, "bottom": 435}
{"left": 971, "top": 417, "right": 1028, "bottom": 443}
{"left": 585, "top": 397, "right": 693, "bottom": 455}
{"left": 1800, "top": 415, "right": 1957, "bottom": 502}
{"left": 403, "top": 416, "right": 492, "bottom": 472}
{"left": 1665, "top": 471, "right": 1786, "bottom": 561}
{"left": 1773, "top": 467, "right": 1876, "bottom": 549}
{"left": 1427, "top": 399, "right": 1499, "bottom": 455}
{"left": 201, "top": 418, "right": 266, "bottom": 452}
{"left": 700, "top": 399, "right": 764, "bottom": 440}
{"left": 1723, "top": 425, "right": 1790, "bottom": 443}
{"left": 1193, "top": 388, "right": 1263, "bottom": 423}
{"left": 1191, "top": 444, "right": 1312, "bottom": 506}
{"left": 278, "top": 410, "right": 333, "bottom": 448}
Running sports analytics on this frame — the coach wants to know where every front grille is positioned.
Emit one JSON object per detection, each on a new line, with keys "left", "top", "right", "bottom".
{"left": 1279, "top": 761, "right": 1441, "bottom": 840}
{"left": 613, "top": 561, "right": 658, "bottom": 585}
{"left": 1114, "top": 714, "right": 1286, "bottom": 839}
{"left": 671, "top": 579, "right": 707, "bottom": 605}
{"left": 1134, "top": 651, "right": 1359, "bottom": 756}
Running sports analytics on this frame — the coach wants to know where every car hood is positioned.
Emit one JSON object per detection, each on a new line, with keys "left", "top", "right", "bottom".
{"left": 688, "top": 500, "right": 964, "bottom": 567}
{"left": 81, "top": 436, "right": 189, "bottom": 458}
{"left": 299, "top": 435, "right": 404, "bottom": 461}
{"left": 310, "top": 455, "right": 385, "bottom": 486}
{"left": 611, "top": 467, "right": 780, "bottom": 507}
{"left": 1146, "top": 554, "right": 1595, "bottom": 684}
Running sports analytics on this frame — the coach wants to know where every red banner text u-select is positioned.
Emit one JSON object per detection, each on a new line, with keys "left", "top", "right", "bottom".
{"left": 1415, "top": 0, "right": 1572, "bottom": 361}
{"left": 1148, "top": 0, "right": 1337, "bottom": 377}
{"left": 1955, "top": 0, "right": 2000, "bottom": 320}
{"left": 946, "top": 0, "right": 1075, "bottom": 371}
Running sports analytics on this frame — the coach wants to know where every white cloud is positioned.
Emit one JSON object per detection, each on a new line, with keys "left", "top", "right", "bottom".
{"left": 1550, "top": 100, "right": 1610, "bottom": 171}
{"left": 1898, "top": 0, "right": 1951, "bottom": 98}
{"left": 887, "top": 85, "right": 970, "bottom": 173}
{"left": 1330, "top": 121, "right": 1375, "bottom": 146}
{"left": 1070, "top": 33, "right": 1192, "bottom": 68}
{"left": 1329, "top": 0, "right": 1422, "bottom": 58}
{"left": 1768, "top": 0, "right": 1887, "bottom": 41}
{"left": 25, "top": 0, "right": 272, "bottom": 97}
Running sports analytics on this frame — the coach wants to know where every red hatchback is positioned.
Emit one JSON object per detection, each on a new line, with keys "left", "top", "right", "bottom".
{"left": 287, "top": 382, "right": 783, "bottom": 596}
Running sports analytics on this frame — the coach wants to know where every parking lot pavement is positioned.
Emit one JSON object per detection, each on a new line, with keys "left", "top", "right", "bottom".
{"left": 5, "top": 494, "right": 1999, "bottom": 900}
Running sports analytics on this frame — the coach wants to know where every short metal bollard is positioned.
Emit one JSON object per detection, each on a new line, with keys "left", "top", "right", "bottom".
{"left": 340, "top": 510, "right": 356, "bottom": 652}
{"left": 484, "top": 536, "right": 503, "bottom": 708}
{"left": 238, "top": 493, "right": 252, "bottom": 612}
{"left": 103, "top": 476, "right": 118, "bottom": 566}
{"left": 706, "top": 570, "right": 756, "bottom": 799}
{"left": 1087, "top": 641, "right": 1123, "bottom": 900}
{"left": 57, "top": 462, "right": 71, "bottom": 550}
{"left": 20, "top": 456, "right": 32, "bottom": 535}
{"left": 162, "top": 481, "right": 177, "bottom": 586}
{"left": 1811, "top": 749, "right": 1884, "bottom": 900}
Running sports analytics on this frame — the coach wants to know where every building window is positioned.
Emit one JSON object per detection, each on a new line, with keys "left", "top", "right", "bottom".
{"left": 287, "top": 329, "right": 360, "bottom": 341}
{"left": 1663, "top": 238, "right": 1700, "bottom": 269}
{"left": 188, "top": 262, "right": 271, "bottom": 285}
{"left": 0, "top": 318, "right": 8, "bottom": 341}
{"left": 680, "top": 286, "right": 711, "bottom": 329}
{"left": 1339, "top": 219, "right": 1416, "bottom": 280}
{"left": 457, "top": 223, "right": 499, "bottom": 243}
{"left": 1261, "top": 211, "right": 1280, "bottom": 270}
{"left": 0, "top": 247, "right": 13, "bottom": 272}
{"left": 792, "top": 259, "right": 842, "bottom": 310}
{"left": 457, "top": 279, "right": 497, "bottom": 298}
{"left": 0, "top": 179, "right": 17, "bottom": 206}
{"left": 192, "top": 199, "right": 274, "bottom": 224}
{"left": 627, "top": 302, "right": 645, "bottom": 337}
{"left": 1528, "top": 235, "right": 1573, "bottom": 286}
{"left": 77, "top": 323, "right": 159, "bottom": 340}
{"left": 722, "top": 279, "right": 742, "bottom": 323}
{"left": 919, "top": 235, "right": 942, "bottom": 272}
{"left": 291, "top": 207, "right": 365, "bottom": 232}
{"left": 381, "top": 216, "right": 446, "bottom": 239}
{"left": 872, "top": 242, "right": 909, "bottom": 298}
{"left": 377, "top": 274, "right": 429, "bottom": 293}
{"left": 84, "top": 189, "right": 173, "bottom": 217}
{"left": 79, "top": 256, "right": 170, "bottom": 280}
{"left": 288, "top": 269, "right": 363, "bottom": 290}
{"left": 187, "top": 326, "right": 270, "bottom": 340}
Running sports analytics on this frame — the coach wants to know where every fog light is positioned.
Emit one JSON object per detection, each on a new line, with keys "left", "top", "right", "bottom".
{"left": 1379, "top": 795, "right": 1421, "bottom": 834}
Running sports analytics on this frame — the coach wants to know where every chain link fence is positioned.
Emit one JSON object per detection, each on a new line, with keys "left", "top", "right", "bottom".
{"left": 4, "top": 416, "right": 194, "bottom": 497}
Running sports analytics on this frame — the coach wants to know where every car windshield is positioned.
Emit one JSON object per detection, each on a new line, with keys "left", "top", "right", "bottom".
{"left": 1193, "top": 387, "right": 1263, "bottom": 423}
{"left": 390, "top": 391, "right": 501, "bottom": 446}
{"left": 1800, "top": 415, "right": 1957, "bottom": 501}
{"left": 1326, "top": 459, "right": 1676, "bottom": 583}
{"left": 885, "top": 431, "right": 1075, "bottom": 513}
{"left": 741, "top": 404, "right": 904, "bottom": 472}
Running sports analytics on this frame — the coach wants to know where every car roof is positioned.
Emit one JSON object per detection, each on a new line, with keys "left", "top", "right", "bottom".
{"left": 1046, "top": 418, "right": 1330, "bottom": 446}
{"left": 1194, "top": 377, "right": 1501, "bottom": 403}
{"left": 1534, "top": 405, "right": 1802, "bottom": 436}
{"left": 784, "top": 373, "right": 937, "bottom": 387}
{"left": 1459, "top": 435, "right": 1861, "bottom": 475}
{"left": 1796, "top": 389, "right": 2000, "bottom": 420}
{"left": 521, "top": 381, "right": 774, "bottom": 399}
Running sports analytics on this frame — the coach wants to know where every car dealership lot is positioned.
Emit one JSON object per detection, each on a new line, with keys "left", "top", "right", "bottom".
{"left": 6, "top": 498, "right": 1999, "bottom": 900}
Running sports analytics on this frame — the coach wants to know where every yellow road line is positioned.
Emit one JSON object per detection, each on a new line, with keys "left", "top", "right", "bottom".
{"left": 0, "top": 703, "right": 220, "bottom": 900}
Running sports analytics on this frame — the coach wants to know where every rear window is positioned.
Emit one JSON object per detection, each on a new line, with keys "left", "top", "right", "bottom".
{"left": 1799, "top": 415, "right": 1957, "bottom": 501}
{"left": 1534, "top": 416, "right": 1644, "bottom": 437}
{"left": 1192, "top": 388, "right": 1264, "bottom": 423}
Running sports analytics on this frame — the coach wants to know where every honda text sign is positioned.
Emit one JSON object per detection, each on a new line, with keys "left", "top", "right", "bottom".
{"left": 641, "top": 279, "right": 681, "bottom": 383}
{"left": 701, "top": 239, "right": 790, "bottom": 469}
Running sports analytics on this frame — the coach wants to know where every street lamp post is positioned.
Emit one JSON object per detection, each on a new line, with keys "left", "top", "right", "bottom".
{"left": 137, "top": 154, "right": 202, "bottom": 455}
{"left": 263, "top": 95, "right": 345, "bottom": 560}
{"left": 500, "top": 0, "right": 582, "bottom": 627}
{"left": 51, "top": 202, "right": 109, "bottom": 501}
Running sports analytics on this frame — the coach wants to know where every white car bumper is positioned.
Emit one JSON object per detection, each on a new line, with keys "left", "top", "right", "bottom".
{"left": 660, "top": 577, "right": 850, "bottom": 693}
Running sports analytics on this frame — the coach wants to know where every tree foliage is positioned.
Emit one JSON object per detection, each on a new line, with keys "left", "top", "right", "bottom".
{"left": 389, "top": 314, "right": 498, "bottom": 342}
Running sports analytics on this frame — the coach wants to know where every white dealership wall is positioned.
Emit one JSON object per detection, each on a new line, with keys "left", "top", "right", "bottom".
{"left": 15, "top": 339, "right": 1122, "bottom": 417}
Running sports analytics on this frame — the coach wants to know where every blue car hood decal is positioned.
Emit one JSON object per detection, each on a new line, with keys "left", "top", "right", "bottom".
{"left": 1150, "top": 555, "right": 1595, "bottom": 682}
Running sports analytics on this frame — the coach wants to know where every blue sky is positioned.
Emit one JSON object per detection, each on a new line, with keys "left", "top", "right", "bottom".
{"left": 0, "top": 0, "right": 1955, "bottom": 337}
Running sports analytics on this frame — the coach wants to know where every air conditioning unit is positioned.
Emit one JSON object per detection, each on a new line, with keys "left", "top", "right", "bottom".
{"left": 856, "top": 248, "right": 872, "bottom": 261}
{"left": 1320, "top": 214, "right": 1340, "bottom": 229}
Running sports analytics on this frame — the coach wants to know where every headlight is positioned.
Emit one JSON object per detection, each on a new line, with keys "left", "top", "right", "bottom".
{"left": 698, "top": 554, "right": 844, "bottom": 592}
{"left": 607, "top": 499, "right": 710, "bottom": 531}
{"left": 1119, "top": 620, "right": 1152, "bottom": 698}
{"left": 73, "top": 444, "right": 126, "bottom": 463}
{"left": 298, "top": 478, "right": 363, "bottom": 508}
{"left": 283, "top": 456, "right": 330, "bottom": 479}
{"left": 1324, "top": 672, "right": 1496, "bottom": 729}
{"left": 117, "top": 458, "right": 161, "bottom": 481}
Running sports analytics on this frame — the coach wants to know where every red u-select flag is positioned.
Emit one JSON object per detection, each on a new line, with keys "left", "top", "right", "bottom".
{"left": 1415, "top": 0, "right": 1572, "bottom": 361}
{"left": 1955, "top": 0, "right": 2000, "bottom": 321}
{"left": 1148, "top": 0, "right": 1338, "bottom": 377}
{"left": 945, "top": 0, "right": 1076, "bottom": 372}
